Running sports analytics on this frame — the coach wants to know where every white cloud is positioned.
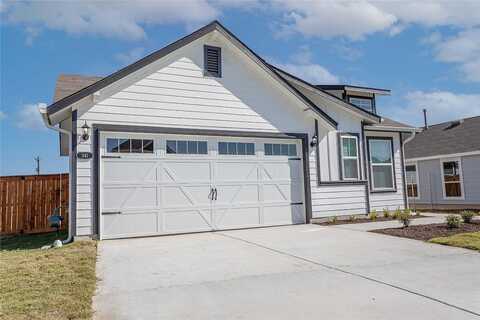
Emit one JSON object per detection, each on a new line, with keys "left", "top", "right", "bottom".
{"left": 277, "top": 63, "right": 340, "bottom": 84}
{"left": 431, "top": 28, "right": 480, "bottom": 82}
{"left": 115, "top": 47, "right": 145, "bottom": 65}
{"left": 16, "top": 104, "right": 45, "bottom": 130}
{"left": 386, "top": 91, "right": 480, "bottom": 127}
{"left": 2, "top": 0, "right": 220, "bottom": 41}
{"left": 272, "top": 46, "right": 340, "bottom": 84}
{"left": 0, "top": 111, "right": 6, "bottom": 120}
{"left": 274, "top": 1, "right": 480, "bottom": 40}
{"left": 275, "top": 1, "right": 397, "bottom": 40}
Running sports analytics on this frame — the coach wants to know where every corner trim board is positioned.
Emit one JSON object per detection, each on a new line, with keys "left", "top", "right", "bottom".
{"left": 71, "top": 110, "right": 77, "bottom": 237}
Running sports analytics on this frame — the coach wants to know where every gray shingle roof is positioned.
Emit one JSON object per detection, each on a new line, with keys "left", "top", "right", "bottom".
{"left": 405, "top": 116, "right": 480, "bottom": 159}
{"left": 54, "top": 74, "right": 102, "bottom": 102}
{"left": 375, "top": 117, "right": 413, "bottom": 129}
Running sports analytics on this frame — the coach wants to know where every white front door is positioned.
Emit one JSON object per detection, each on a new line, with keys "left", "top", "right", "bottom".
{"left": 100, "top": 133, "right": 305, "bottom": 239}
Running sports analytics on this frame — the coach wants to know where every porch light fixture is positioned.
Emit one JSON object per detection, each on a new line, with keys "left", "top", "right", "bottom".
{"left": 81, "top": 121, "right": 90, "bottom": 141}
{"left": 310, "top": 135, "right": 318, "bottom": 147}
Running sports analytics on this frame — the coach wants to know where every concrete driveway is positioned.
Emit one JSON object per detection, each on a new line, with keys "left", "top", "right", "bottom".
{"left": 93, "top": 224, "right": 480, "bottom": 320}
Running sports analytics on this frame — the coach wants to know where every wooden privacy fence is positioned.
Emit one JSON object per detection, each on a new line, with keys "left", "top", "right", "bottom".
{"left": 0, "top": 173, "right": 69, "bottom": 235}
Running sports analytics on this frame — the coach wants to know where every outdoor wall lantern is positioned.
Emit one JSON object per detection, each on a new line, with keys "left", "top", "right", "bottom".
{"left": 310, "top": 135, "right": 318, "bottom": 147}
{"left": 81, "top": 121, "right": 90, "bottom": 141}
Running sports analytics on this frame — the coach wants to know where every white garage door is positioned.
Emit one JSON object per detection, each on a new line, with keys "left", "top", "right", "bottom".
{"left": 100, "top": 133, "right": 305, "bottom": 239}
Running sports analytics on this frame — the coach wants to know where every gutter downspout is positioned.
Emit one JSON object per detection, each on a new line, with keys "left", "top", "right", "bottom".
{"left": 38, "top": 104, "right": 74, "bottom": 244}
{"left": 401, "top": 128, "right": 417, "bottom": 211}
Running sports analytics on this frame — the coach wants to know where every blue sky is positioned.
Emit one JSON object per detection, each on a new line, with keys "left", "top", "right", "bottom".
{"left": 1, "top": 1, "right": 479, "bottom": 176}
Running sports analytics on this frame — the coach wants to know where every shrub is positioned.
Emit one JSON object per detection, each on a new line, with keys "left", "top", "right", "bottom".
{"left": 330, "top": 216, "right": 338, "bottom": 224}
{"left": 460, "top": 211, "right": 475, "bottom": 223}
{"left": 349, "top": 215, "right": 356, "bottom": 222}
{"left": 398, "top": 211, "right": 411, "bottom": 228}
{"left": 369, "top": 211, "right": 378, "bottom": 221}
{"left": 392, "top": 208, "right": 402, "bottom": 220}
{"left": 383, "top": 209, "right": 390, "bottom": 218}
{"left": 446, "top": 215, "right": 462, "bottom": 229}
{"left": 403, "top": 208, "right": 411, "bottom": 215}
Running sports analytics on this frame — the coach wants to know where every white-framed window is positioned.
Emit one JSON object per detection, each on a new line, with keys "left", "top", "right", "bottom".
{"left": 440, "top": 158, "right": 464, "bottom": 199}
{"left": 218, "top": 142, "right": 255, "bottom": 155}
{"left": 340, "top": 135, "right": 360, "bottom": 180}
{"left": 405, "top": 163, "right": 419, "bottom": 198}
{"left": 106, "top": 138, "right": 154, "bottom": 154}
{"left": 264, "top": 143, "right": 297, "bottom": 156}
{"left": 166, "top": 140, "right": 208, "bottom": 155}
{"left": 348, "top": 96, "right": 374, "bottom": 113}
{"left": 368, "top": 137, "right": 395, "bottom": 191}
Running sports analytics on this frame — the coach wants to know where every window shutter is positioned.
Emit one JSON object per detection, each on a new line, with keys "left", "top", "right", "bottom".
{"left": 204, "top": 45, "right": 221, "bottom": 77}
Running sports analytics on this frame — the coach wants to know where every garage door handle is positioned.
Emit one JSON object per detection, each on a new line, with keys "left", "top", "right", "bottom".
{"left": 102, "top": 211, "right": 122, "bottom": 215}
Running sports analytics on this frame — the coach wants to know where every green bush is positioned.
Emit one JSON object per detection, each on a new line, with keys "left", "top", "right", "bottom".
{"left": 398, "top": 211, "right": 411, "bottom": 228}
{"left": 446, "top": 215, "right": 462, "bottom": 229}
{"left": 369, "top": 211, "right": 378, "bottom": 221}
{"left": 403, "top": 208, "right": 411, "bottom": 215}
{"left": 460, "top": 211, "right": 476, "bottom": 223}
{"left": 383, "top": 208, "right": 390, "bottom": 218}
{"left": 392, "top": 208, "right": 402, "bottom": 220}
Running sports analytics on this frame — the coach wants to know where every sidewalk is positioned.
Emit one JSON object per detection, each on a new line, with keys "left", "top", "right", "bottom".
{"left": 329, "top": 212, "right": 449, "bottom": 232}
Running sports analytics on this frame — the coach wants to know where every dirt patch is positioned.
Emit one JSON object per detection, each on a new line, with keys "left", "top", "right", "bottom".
{"left": 371, "top": 222, "right": 480, "bottom": 241}
{"left": 316, "top": 215, "right": 426, "bottom": 226}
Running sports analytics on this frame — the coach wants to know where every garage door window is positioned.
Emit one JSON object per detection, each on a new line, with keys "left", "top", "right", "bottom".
{"left": 218, "top": 142, "right": 255, "bottom": 155}
{"left": 265, "top": 143, "right": 296, "bottom": 156}
{"left": 166, "top": 140, "right": 208, "bottom": 155}
{"left": 107, "top": 138, "right": 154, "bottom": 153}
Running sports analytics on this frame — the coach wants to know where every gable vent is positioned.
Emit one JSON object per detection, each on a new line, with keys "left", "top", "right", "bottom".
{"left": 204, "top": 45, "right": 221, "bottom": 77}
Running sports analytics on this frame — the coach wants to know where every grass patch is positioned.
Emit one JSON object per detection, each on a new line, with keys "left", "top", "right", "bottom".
{"left": 0, "top": 232, "right": 97, "bottom": 320}
{"left": 429, "top": 231, "right": 480, "bottom": 251}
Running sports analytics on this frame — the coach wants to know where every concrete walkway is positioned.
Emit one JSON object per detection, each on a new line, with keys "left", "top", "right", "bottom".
{"left": 332, "top": 212, "right": 448, "bottom": 231}
{"left": 94, "top": 223, "right": 480, "bottom": 320}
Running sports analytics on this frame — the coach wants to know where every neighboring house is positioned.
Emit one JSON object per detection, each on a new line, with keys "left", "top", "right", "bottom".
{"left": 404, "top": 116, "right": 480, "bottom": 210}
{"left": 39, "top": 21, "right": 415, "bottom": 240}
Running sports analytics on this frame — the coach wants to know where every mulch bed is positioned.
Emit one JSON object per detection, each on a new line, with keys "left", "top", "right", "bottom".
{"left": 371, "top": 221, "right": 480, "bottom": 241}
{"left": 316, "top": 215, "right": 426, "bottom": 226}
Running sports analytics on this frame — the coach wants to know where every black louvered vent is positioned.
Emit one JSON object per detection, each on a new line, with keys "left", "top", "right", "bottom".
{"left": 204, "top": 45, "right": 221, "bottom": 77}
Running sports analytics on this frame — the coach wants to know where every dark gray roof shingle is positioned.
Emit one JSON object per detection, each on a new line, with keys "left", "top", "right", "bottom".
{"left": 405, "top": 116, "right": 480, "bottom": 159}
{"left": 54, "top": 74, "right": 102, "bottom": 102}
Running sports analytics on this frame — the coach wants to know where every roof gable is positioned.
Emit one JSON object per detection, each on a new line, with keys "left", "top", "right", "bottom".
{"left": 46, "top": 21, "right": 337, "bottom": 129}
{"left": 271, "top": 65, "right": 381, "bottom": 123}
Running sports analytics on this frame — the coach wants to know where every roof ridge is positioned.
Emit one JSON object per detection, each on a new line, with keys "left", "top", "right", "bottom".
{"left": 426, "top": 115, "right": 480, "bottom": 128}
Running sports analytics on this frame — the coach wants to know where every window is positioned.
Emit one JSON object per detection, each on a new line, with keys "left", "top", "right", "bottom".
{"left": 368, "top": 138, "right": 395, "bottom": 190}
{"left": 340, "top": 135, "right": 359, "bottom": 180}
{"left": 441, "top": 159, "right": 463, "bottom": 198}
{"left": 348, "top": 96, "right": 374, "bottom": 113}
{"left": 218, "top": 142, "right": 254, "bottom": 155}
{"left": 264, "top": 143, "right": 297, "bottom": 156}
{"left": 106, "top": 138, "right": 154, "bottom": 154}
{"left": 166, "top": 140, "right": 207, "bottom": 155}
{"left": 405, "top": 164, "right": 419, "bottom": 198}
{"left": 204, "top": 45, "right": 221, "bottom": 77}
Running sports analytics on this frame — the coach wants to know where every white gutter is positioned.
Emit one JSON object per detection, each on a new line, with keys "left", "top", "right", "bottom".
{"left": 364, "top": 125, "right": 422, "bottom": 132}
{"left": 38, "top": 104, "right": 74, "bottom": 244}
{"left": 401, "top": 129, "right": 417, "bottom": 211}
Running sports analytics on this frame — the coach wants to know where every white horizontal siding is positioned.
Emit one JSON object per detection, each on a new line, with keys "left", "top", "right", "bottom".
{"left": 311, "top": 184, "right": 367, "bottom": 218}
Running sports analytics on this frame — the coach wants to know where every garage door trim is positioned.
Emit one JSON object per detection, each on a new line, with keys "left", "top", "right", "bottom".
{"left": 91, "top": 124, "right": 312, "bottom": 238}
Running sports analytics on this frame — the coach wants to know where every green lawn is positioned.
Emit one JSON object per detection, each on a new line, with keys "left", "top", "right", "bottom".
{"left": 0, "top": 232, "right": 97, "bottom": 320}
{"left": 429, "top": 231, "right": 480, "bottom": 251}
